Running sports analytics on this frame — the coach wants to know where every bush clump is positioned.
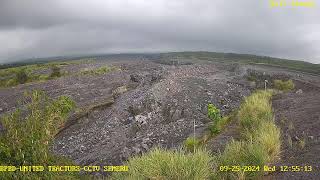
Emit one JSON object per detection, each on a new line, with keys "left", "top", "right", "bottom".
{"left": 111, "top": 148, "right": 213, "bottom": 180}
{"left": 273, "top": 79, "right": 295, "bottom": 92}
{"left": 15, "top": 69, "right": 28, "bottom": 84}
{"left": 0, "top": 90, "right": 78, "bottom": 179}
{"left": 49, "top": 65, "right": 61, "bottom": 78}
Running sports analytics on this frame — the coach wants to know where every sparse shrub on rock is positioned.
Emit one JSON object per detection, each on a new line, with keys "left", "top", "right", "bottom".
{"left": 50, "top": 65, "right": 61, "bottom": 78}
{"left": 273, "top": 79, "right": 295, "bottom": 92}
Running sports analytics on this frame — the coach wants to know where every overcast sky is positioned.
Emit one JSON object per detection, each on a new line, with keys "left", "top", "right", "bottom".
{"left": 0, "top": 0, "right": 319, "bottom": 63}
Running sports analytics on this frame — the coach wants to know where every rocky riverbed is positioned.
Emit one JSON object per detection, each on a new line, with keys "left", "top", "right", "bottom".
{"left": 1, "top": 59, "right": 319, "bottom": 178}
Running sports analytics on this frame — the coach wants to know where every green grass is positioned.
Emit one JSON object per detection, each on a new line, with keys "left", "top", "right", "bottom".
{"left": 183, "top": 137, "right": 202, "bottom": 152}
{"left": 216, "top": 140, "right": 269, "bottom": 179}
{"left": 238, "top": 90, "right": 274, "bottom": 132}
{"left": 216, "top": 90, "right": 281, "bottom": 179}
{"left": 0, "top": 90, "right": 79, "bottom": 179}
{"left": 209, "top": 116, "right": 232, "bottom": 136}
{"left": 111, "top": 148, "right": 213, "bottom": 180}
{"left": 273, "top": 79, "right": 295, "bottom": 92}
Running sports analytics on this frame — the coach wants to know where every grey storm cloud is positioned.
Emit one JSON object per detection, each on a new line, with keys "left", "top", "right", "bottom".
{"left": 0, "top": 0, "right": 319, "bottom": 63}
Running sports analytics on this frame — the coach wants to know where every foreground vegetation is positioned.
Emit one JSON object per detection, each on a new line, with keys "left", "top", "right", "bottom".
{"left": 112, "top": 90, "right": 281, "bottom": 179}
{"left": 111, "top": 148, "right": 213, "bottom": 180}
{"left": 0, "top": 91, "right": 79, "bottom": 179}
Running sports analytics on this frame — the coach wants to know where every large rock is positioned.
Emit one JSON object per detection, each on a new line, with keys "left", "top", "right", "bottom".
{"left": 296, "top": 89, "right": 303, "bottom": 94}
{"left": 112, "top": 86, "right": 127, "bottom": 97}
{"left": 130, "top": 74, "right": 143, "bottom": 83}
{"left": 135, "top": 114, "right": 147, "bottom": 125}
{"left": 172, "top": 109, "right": 182, "bottom": 120}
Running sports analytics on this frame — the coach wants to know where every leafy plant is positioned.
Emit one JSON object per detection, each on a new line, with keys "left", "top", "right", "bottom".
{"left": 208, "top": 104, "right": 222, "bottom": 134}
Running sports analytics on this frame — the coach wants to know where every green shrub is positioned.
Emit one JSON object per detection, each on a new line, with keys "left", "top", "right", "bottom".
{"left": 208, "top": 104, "right": 221, "bottom": 121}
{"left": 0, "top": 90, "right": 78, "bottom": 179}
{"left": 15, "top": 69, "right": 28, "bottom": 84}
{"left": 208, "top": 104, "right": 223, "bottom": 134}
{"left": 49, "top": 65, "right": 61, "bottom": 78}
{"left": 273, "top": 79, "right": 295, "bottom": 92}
{"left": 111, "top": 148, "right": 213, "bottom": 180}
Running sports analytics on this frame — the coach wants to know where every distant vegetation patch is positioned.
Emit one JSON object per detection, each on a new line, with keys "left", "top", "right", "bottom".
{"left": 273, "top": 79, "right": 295, "bottom": 92}
{"left": 0, "top": 61, "right": 78, "bottom": 88}
{"left": 0, "top": 60, "right": 119, "bottom": 88}
{"left": 161, "top": 51, "right": 320, "bottom": 75}
{"left": 80, "top": 65, "right": 119, "bottom": 76}
{"left": 0, "top": 90, "right": 79, "bottom": 179}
